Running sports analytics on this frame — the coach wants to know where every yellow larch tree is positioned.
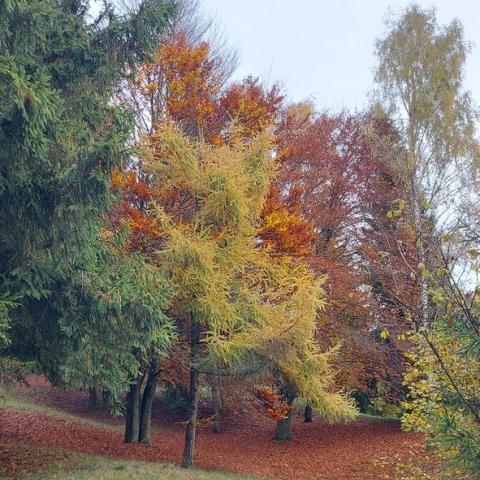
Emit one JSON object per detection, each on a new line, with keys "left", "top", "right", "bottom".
{"left": 142, "top": 123, "right": 356, "bottom": 467}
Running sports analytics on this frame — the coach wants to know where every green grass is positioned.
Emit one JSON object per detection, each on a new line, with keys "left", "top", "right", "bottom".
{"left": 0, "top": 386, "right": 121, "bottom": 431}
{"left": 24, "top": 455, "right": 259, "bottom": 480}
{"left": 356, "top": 412, "right": 401, "bottom": 423}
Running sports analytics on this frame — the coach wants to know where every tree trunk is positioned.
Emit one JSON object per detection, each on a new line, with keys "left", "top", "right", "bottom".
{"left": 124, "top": 380, "right": 141, "bottom": 443}
{"left": 182, "top": 367, "right": 200, "bottom": 468}
{"left": 304, "top": 404, "right": 313, "bottom": 422}
{"left": 88, "top": 386, "right": 97, "bottom": 410}
{"left": 208, "top": 373, "right": 223, "bottom": 433}
{"left": 275, "top": 413, "right": 293, "bottom": 440}
{"left": 410, "top": 175, "right": 430, "bottom": 329}
{"left": 275, "top": 388, "right": 295, "bottom": 441}
{"left": 275, "top": 392, "right": 295, "bottom": 441}
{"left": 182, "top": 319, "right": 201, "bottom": 468}
{"left": 139, "top": 359, "right": 160, "bottom": 443}
{"left": 102, "top": 389, "right": 113, "bottom": 411}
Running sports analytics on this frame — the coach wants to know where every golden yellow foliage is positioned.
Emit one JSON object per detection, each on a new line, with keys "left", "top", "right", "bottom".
{"left": 144, "top": 123, "right": 356, "bottom": 421}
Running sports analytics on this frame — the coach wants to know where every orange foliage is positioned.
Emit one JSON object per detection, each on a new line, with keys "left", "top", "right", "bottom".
{"left": 258, "top": 187, "right": 315, "bottom": 257}
{"left": 109, "top": 170, "right": 163, "bottom": 254}
{"left": 220, "top": 77, "right": 283, "bottom": 138}
{"left": 128, "top": 32, "right": 222, "bottom": 135}
{"left": 253, "top": 388, "right": 291, "bottom": 420}
{"left": 129, "top": 32, "right": 283, "bottom": 144}
{"left": 157, "top": 34, "right": 221, "bottom": 130}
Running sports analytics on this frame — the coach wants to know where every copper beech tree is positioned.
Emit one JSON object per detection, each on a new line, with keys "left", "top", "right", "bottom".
{"left": 273, "top": 105, "right": 415, "bottom": 407}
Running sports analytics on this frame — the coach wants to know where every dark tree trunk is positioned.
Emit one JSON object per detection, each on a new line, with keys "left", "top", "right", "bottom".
{"left": 275, "top": 391, "right": 295, "bottom": 441}
{"left": 182, "top": 319, "right": 201, "bottom": 468}
{"left": 182, "top": 366, "right": 200, "bottom": 468}
{"left": 88, "top": 386, "right": 98, "bottom": 410}
{"left": 208, "top": 373, "right": 223, "bottom": 433}
{"left": 102, "top": 389, "right": 113, "bottom": 411}
{"left": 124, "top": 380, "right": 141, "bottom": 443}
{"left": 304, "top": 404, "right": 313, "bottom": 423}
{"left": 275, "top": 412, "right": 293, "bottom": 440}
{"left": 139, "top": 359, "right": 160, "bottom": 443}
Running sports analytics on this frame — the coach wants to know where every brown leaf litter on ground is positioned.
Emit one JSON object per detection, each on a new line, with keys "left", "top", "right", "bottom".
{"left": 0, "top": 377, "right": 438, "bottom": 480}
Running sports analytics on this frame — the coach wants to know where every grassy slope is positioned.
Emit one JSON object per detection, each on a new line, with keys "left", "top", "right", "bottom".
{"left": 356, "top": 412, "right": 401, "bottom": 423}
{"left": 25, "top": 455, "right": 258, "bottom": 480}
{"left": 0, "top": 388, "right": 259, "bottom": 480}
{"left": 0, "top": 386, "right": 121, "bottom": 430}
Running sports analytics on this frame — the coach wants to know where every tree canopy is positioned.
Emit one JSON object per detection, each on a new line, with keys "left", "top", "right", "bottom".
{"left": 0, "top": 0, "right": 175, "bottom": 397}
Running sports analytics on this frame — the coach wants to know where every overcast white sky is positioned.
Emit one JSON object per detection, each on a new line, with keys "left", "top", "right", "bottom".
{"left": 200, "top": 0, "right": 480, "bottom": 112}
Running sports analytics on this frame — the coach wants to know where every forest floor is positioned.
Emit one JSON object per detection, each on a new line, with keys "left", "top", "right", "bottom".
{"left": 0, "top": 376, "right": 445, "bottom": 480}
